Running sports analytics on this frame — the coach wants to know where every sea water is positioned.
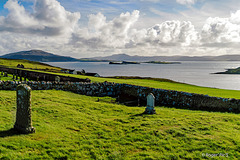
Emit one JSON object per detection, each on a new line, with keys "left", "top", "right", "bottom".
{"left": 47, "top": 61, "right": 240, "bottom": 90}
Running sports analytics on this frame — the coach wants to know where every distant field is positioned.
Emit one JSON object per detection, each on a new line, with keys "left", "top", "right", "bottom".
{"left": 0, "top": 90, "right": 240, "bottom": 159}
{"left": 0, "top": 58, "right": 61, "bottom": 71}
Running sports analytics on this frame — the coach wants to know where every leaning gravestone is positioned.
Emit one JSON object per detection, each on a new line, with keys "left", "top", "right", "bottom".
{"left": 14, "top": 84, "right": 35, "bottom": 133}
{"left": 144, "top": 93, "right": 156, "bottom": 114}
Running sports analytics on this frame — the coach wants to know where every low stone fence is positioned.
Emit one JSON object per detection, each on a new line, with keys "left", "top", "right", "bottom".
{"left": 0, "top": 81, "right": 120, "bottom": 97}
{"left": 120, "top": 84, "right": 240, "bottom": 113}
{"left": 0, "top": 66, "right": 90, "bottom": 82}
{"left": 1, "top": 80, "right": 240, "bottom": 113}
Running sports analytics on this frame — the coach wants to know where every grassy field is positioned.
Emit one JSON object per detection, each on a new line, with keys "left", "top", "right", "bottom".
{"left": 0, "top": 58, "right": 61, "bottom": 72}
{"left": 0, "top": 90, "right": 240, "bottom": 159}
{"left": 1, "top": 59, "right": 240, "bottom": 159}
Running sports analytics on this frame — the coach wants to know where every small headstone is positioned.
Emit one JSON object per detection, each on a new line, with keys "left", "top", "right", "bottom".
{"left": 55, "top": 76, "right": 60, "bottom": 82}
{"left": 14, "top": 84, "right": 35, "bottom": 133}
{"left": 144, "top": 93, "right": 156, "bottom": 114}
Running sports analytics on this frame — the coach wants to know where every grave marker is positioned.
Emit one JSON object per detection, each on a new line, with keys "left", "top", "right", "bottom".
{"left": 144, "top": 93, "right": 156, "bottom": 114}
{"left": 14, "top": 84, "right": 35, "bottom": 133}
{"left": 55, "top": 76, "right": 60, "bottom": 82}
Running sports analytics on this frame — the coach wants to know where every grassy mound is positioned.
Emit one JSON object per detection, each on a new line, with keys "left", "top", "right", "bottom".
{"left": 1, "top": 90, "right": 240, "bottom": 159}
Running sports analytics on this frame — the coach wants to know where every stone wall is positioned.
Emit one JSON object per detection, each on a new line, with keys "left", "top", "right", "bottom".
{"left": 119, "top": 84, "right": 240, "bottom": 113}
{"left": 0, "top": 66, "right": 90, "bottom": 82}
{"left": 0, "top": 81, "right": 121, "bottom": 97}
{"left": 0, "top": 80, "right": 240, "bottom": 113}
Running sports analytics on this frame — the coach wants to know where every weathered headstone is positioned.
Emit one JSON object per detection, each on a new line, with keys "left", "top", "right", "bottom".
{"left": 144, "top": 93, "right": 156, "bottom": 114}
{"left": 55, "top": 76, "right": 60, "bottom": 82}
{"left": 14, "top": 84, "right": 35, "bottom": 133}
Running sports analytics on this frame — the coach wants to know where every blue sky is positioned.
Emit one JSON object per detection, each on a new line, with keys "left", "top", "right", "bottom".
{"left": 0, "top": 0, "right": 240, "bottom": 58}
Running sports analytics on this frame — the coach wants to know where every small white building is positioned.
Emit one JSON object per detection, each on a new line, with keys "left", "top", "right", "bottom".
{"left": 69, "top": 69, "right": 77, "bottom": 75}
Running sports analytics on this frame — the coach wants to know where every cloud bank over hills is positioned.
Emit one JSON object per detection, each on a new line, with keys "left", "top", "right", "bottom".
{"left": 0, "top": 0, "right": 240, "bottom": 58}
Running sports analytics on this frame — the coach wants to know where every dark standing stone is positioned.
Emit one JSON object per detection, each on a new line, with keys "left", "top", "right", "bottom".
{"left": 14, "top": 84, "right": 35, "bottom": 133}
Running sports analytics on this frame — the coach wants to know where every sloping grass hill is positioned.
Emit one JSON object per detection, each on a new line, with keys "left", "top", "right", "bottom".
{"left": 1, "top": 90, "right": 240, "bottom": 159}
{"left": 0, "top": 58, "right": 61, "bottom": 72}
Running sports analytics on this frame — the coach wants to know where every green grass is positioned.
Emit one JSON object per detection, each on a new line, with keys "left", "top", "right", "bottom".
{"left": 1, "top": 90, "right": 240, "bottom": 159}
{"left": 0, "top": 58, "right": 61, "bottom": 72}
{"left": 0, "top": 73, "right": 30, "bottom": 81}
{"left": 0, "top": 75, "right": 13, "bottom": 81}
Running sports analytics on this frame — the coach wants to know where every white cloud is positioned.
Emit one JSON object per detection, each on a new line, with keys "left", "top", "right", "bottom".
{"left": 0, "top": 0, "right": 80, "bottom": 36}
{"left": 176, "top": 0, "right": 196, "bottom": 5}
{"left": 128, "top": 20, "right": 200, "bottom": 48}
{"left": 71, "top": 10, "right": 140, "bottom": 48}
{"left": 201, "top": 10, "right": 240, "bottom": 45}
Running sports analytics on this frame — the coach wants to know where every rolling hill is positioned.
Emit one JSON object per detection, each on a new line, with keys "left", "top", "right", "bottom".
{"left": 1, "top": 50, "right": 78, "bottom": 62}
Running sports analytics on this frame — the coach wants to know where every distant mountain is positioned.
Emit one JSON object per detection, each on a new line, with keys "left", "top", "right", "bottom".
{"left": 1, "top": 50, "right": 78, "bottom": 62}
{"left": 92, "top": 54, "right": 240, "bottom": 61}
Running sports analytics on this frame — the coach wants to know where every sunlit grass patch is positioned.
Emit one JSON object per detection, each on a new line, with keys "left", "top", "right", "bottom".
{"left": 0, "top": 90, "right": 240, "bottom": 159}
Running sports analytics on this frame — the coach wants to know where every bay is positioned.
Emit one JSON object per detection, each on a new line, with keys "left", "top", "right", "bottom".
{"left": 47, "top": 61, "right": 240, "bottom": 90}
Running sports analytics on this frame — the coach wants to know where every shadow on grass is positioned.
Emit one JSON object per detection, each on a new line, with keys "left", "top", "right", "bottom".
{"left": 131, "top": 113, "right": 146, "bottom": 117}
{"left": 0, "top": 128, "right": 24, "bottom": 138}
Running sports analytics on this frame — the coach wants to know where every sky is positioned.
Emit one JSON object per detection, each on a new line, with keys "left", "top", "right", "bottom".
{"left": 0, "top": 0, "right": 240, "bottom": 58}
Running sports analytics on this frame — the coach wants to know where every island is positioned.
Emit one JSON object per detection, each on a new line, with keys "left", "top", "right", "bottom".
{"left": 109, "top": 61, "right": 180, "bottom": 65}
{"left": 109, "top": 61, "right": 140, "bottom": 65}
{"left": 143, "top": 61, "right": 181, "bottom": 64}
{"left": 215, "top": 67, "right": 240, "bottom": 74}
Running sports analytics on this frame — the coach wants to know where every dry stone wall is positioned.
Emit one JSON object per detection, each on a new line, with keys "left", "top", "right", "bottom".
{"left": 0, "top": 81, "right": 121, "bottom": 97}
{"left": 120, "top": 84, "right": 240, "bottom": 113}
{"left": 0, "top": 80, "right": 240, "bottom": 113}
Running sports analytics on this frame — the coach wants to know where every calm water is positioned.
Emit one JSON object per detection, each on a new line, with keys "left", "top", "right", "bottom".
{"left": 47, "top": 61, "right": 240, "bottom": 90}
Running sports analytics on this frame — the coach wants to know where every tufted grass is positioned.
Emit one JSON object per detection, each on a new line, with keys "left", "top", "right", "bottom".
{"left": 0, "top": 90, "right": 240, "bottom": 159}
